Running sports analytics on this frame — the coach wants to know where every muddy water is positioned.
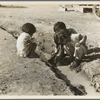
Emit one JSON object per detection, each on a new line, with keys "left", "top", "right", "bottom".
{"left": 58, "top": 66, "right": 100, "bottom": 96}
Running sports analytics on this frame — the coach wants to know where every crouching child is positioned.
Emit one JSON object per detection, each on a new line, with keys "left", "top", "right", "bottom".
{"left": 47, "top": 22, "right": 72, "bottom": 67}
{"left": 16, "top": 23, "right": 37, "bottom": 58}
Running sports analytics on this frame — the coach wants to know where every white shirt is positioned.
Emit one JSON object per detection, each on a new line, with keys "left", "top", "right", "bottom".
{"left": 64, "top": 34, "right": 87, "bottom": 57}
{"left": 71, "top": 34, "right": 82, "bottom": 46}
{"left": 16, "top": 32, "right": 31, "bottom": 57}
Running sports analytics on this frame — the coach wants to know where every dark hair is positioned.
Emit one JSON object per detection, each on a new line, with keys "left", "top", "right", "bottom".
{"left": 54, "top": 29, "right": 71, "bottom": 45}
{"left": 21, "top": 23, "right": 36, "bottom": 36}
{"left": 53, "top": 22, "right": 66, "bottom": 32}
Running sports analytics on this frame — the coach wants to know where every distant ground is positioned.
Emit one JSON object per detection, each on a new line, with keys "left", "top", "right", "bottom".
{"left": 0, "top": 3, "right": 100, "bottom": 97}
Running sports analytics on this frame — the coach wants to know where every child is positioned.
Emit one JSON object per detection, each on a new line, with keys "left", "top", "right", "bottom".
{"left": 16, "top": 23, "right": 37, "bottom": 57}
{"left": 65, "top": 33, "right": 87, "bottom": 69}
{"left": 53, "top": 22, "right": 72, "bottom": 49}
{"left": 48, "top": 21, "right": 87, "bottom": 68}
{"left": 48, "top": 22, "right": 72, "bottom": 67}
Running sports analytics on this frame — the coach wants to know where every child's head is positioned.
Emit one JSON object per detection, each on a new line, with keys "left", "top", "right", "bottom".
{"left": 55, "top": 29, "right": 71, "bottom": 45}
{"left": 21, "top": 23, "right": 36, "bottom": 36}
{"left": 53, "top": 22, "right": 66, "bottom": 32}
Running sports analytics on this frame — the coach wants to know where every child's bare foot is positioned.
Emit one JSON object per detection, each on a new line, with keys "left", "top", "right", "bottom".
{"left": 48, "top": 59, "right": 57, "bottom": 68}
{"left": 45, "top": 61, "right": 53, "bottom": 67}
{"left": 70, "top": 58, "right": 81, "bottom": 70}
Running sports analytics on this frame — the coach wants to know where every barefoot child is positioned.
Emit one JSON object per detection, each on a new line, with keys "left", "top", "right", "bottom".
{"left": 16, "top": 23, "right": 37, "bottom": 57}
{"left": 48, "top": 22, "right": 72, "bottom": 67}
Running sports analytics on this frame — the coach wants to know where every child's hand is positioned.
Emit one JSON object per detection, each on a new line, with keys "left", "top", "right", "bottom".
{"left": 79, "top": 35, "right": 87, "bottom": 45}
{"left": 68, "top": 28, "right": 77, "bottom": 34}
{"left": 51, "top": 52, "right": 55, "bottom": 57}
{"left": 31, "top": 38, "right": 36, "bottom": 43}
{"left": 75, "top": 43, "right": 80, "bottom": 47}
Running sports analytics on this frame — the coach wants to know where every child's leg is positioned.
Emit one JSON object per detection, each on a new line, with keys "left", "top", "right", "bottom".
{"left": 79, "top": 35, "right": 87, "bottom": 45}
{"left": 27, "top": 43, "right": 37, "bottom": 57}
{"left": 64, "top": 42, "right": 75, "bottom": 57}
{"left": 48, "top": 44, "right": 64, "bottom": 67}
{"left": 71, "top": 43, "right": 87, "bottom": 69}
{"left": 74, "top": 43, "right": 87, "bottom": 59}
{"left": 54, "top": 45, "right": 65, "bottom": 63}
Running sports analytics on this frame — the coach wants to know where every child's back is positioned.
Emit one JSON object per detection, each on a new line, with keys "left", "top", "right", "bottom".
{"left": 16, "top": 32, "right": 31, "bottom": 57}
{"left": 71, "top": 34, "right": 82, "bottom": 46}
{"left": 16, "top": 23, "right": 36, "bottom": 58}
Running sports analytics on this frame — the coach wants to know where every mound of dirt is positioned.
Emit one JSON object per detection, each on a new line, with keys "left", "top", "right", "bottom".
{"left": 0, "top": 29, "right": 73, "bottom": 95}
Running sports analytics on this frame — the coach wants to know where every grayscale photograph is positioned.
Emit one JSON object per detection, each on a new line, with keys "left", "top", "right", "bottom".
{"left": 0, "top": 1, "right": 100, "bottom": 97}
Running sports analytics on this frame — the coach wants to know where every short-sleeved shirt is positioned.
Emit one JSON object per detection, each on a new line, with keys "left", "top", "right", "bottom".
{"left": 16, "top": 32, "right": 31, "bottom": 57}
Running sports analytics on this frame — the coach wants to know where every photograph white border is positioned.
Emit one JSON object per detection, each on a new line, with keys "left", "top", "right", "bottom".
{"left": 0, "top": 0, "right": 100, "bottom": 99}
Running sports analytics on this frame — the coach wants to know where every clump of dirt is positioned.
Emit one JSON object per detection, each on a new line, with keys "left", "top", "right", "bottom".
{"left": 82, "top": 59, "right": 100, "bottom": 92}
{"left": 0, "top": 19, "right": 22, "bottom": 39}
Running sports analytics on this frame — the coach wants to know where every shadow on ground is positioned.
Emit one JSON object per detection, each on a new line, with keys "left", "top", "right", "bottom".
{"left": 56, "top": 47, "right": 100, "bottom": 67}
{"left": 83, "top": 47, "right": 100, "bottom": 62}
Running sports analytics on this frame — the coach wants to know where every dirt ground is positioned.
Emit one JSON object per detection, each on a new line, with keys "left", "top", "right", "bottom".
{"left": 0, "top": 2, "right": 100, "bottom": 97}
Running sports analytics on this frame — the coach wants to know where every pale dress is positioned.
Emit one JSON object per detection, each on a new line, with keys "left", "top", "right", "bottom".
{"left": 16, "top": 32, "right": 36, "bottom": 57}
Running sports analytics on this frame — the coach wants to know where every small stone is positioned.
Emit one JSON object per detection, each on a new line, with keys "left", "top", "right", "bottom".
{"left": 39, "top": 33, "right": 43, "bottom": 36}
{"left": 4, "top": 38, "right": 7, "bottom": 40}
{"left": 24, "top": 66, "right": 28, "bottom": 68}
{"left": 1, "top": 88, "right": 5, "bottom": 91}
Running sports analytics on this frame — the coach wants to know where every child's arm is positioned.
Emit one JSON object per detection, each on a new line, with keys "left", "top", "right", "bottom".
{"left": 68, "top": 28, "right": 77, "bottom": 34}
{"left": 31, "top": 37, "right": 36, "bottom": 43}
{"left": 79, "top": 35, "right": 87, "bottom": 45}
{"left": 54, "top": 33, "right": 59, "bottom": 49}
{"left": 23, "top": 36, "right": 33, "bottom": 47}
{"left": 56, "top": 44, "right": 64, "bottom": 57}
{"left": 54, "top": 33, "right": 64, "bottom": 54}
{"left": 47, "top": 33, "right": 64, "bottom": 65}
{"left": 75, "top": 35, "right": 87, "bottom": 50}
